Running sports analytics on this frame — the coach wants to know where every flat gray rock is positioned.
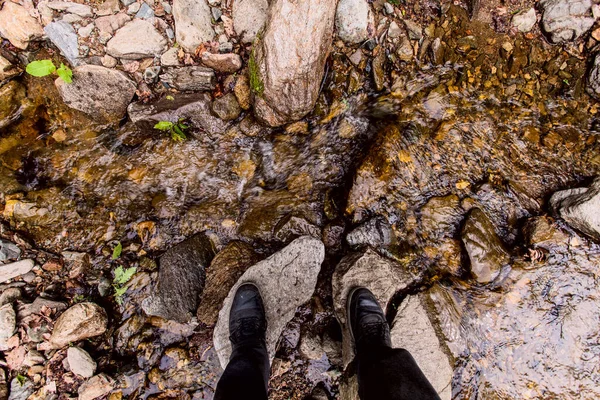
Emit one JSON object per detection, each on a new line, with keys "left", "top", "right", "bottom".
{"left": 390, "top": 294, "right": 453, "bottom": 400}
{"left": 172, "top": 0, "right": 214, "bottom": 52}
{"left": 0, "top": 259, "right": 34, "bottom": 283}
{"left": 332, "top": 249, "right": 419, "bottom": 367}
{"left": 55, "top": 65, "right": 136, "bottom": 123}
{"left": 142, "top": 233, "right": 216, "bottom": 323}
{"left": 160, "top": 66, "right": 216, "bottom": 91}
{"left": 540, "top": 0, "right": 594, "bottom": 43}
{"left": 335, "top": 0, "right": 373, "bottom": 44}
{"left": 44, "top": 21, "right": 80, "bottom": 66}
{"left": 106, "top": 20, "right": 167, "bottom": 59}
{"left": 46, "top": 1, "right": 93, "bottom": 17}
{"left": 0, "top": 240, "right": 20, "bottom": 262}
{"left": 232, "top": 0, "right": 268, "bottom": 43}
{"left": 346, "top": 217, "right": 393, "bottom": 248}
{"left": 213, "top": 236, "right": 325, "bottom": 368}
{"left": 66, "top": 347, "right": 97, "bottom": 378}
{"left": 512, "top": 8, "right": 537, "bottom": 33}
{"left": 253, "top": 0, "right": 336, "bottom": 126}
{"left": 0, "top": 2, "right": 44, "bottom": 50}
{"left": 550, "top": 177, "right": 600, "bottom": 241}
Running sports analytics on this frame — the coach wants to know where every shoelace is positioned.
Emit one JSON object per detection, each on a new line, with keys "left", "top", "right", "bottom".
{"left": 232, "top": 317, "right": 263, "bottom": 342}
{"left": 359, "top": 321, "right": 389, "bottom": 343}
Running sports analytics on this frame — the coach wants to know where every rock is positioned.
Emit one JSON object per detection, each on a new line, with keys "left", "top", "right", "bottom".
{"left": 0, "top": 81, "right": 26, "bottom": 130}
{"left": 234, "top": 74, "right": 251, "bottom": 110}
{"left": 46, "top": 1, "right": 93, "bottom": 17}
{"left": 587, "top": 54, "right": 600, "bottom": 100}
{"left": 524, "top": 216, "right": 569, "bottom": 248}
{"left": 461, "top": 208, "right": 510, "bottom": 284}
{"left": 159, "top": 66, "right": 216, "bottom": 91}
{"left": 136, "top": 2, "right": 155, "bottom": 19}
{"left": 55, "top": 65, "right": 136, "bottom": 122}
{"left": 335, "top": 0, "right": 373, "bottom": 44}
{"left": 549, "top": 177, "right": 600, "bottom": 241}
{"left": 127, "top": 92, "right": 228, "bottom": 135}
{"left": 144, "top": 66, "right": 161, "bottom": 83}
{"left": 172, "top": 0, "right": 215, "bottom": 52}
{"left": 372, "top": 49, "right": 385, "bottom": 90}
{"left": 253, "top": 0, "right": 336, "bottom": 126}
{"left": 419, "top": 194, "right": 464, "bottom": 239}
{"left": 232, "top": 0, "right": 268, "bottom": 43}
{"left": 0, "top": 304, "right": 16, "bottom": 350}
{"left": 96, "top": 0, "right": 120, "bottom": 16}
{"left": 141, "top": 233, "right": 215, "bottom": 323}
{"left": 66, "top": 347, "right": 97, "bottom": 378}
{"left": 0, "top": 240, "right": 20, "bottom": 262}
{"left": 540, "top": 0, "right": 594, "bottom": 43}
{"left": 0, "top": 369, "right": 7, "bottom": 400}
{"left": 0, "top": 259, "right": 34, "bottom": 283}
{"left": 49, "top": 302, "right": 108, "bottom": 348}
{"left": 383, "top": 2, "right": 394, "bottom": 14}
{"left": 101, "top": 54, "right": 118, "bottom": 68}
{"left": 403, "top": 19, "right": 422, "bottom": 40}
{"left": 512, "top": 8, "right": 537, "bottom": 32}
{"left": 332, "top": 249, "right": 419, "bottom": 366}
{"left": 211, "top": 6, "right": 222, "bottom": 21}
{"left": 0, "top": 2, "right": 44, "bottom": 50}
{"left": 211, "top": 93, "right": 241, "bottom": 121}
{"left": 160, "top": 47, "right": 180, "bottom": 66}
{"left": 106, "top": 20, "right": 167, "bottom": 59}
{"left": 95, "top": 13, "right": 130, "bottom": 35}
{"left": 0, "top": 55, "right": 18, "bottom": 83}
{"left": 197, "top": 241, "right": 259, "bottom": 326}
{"left": 0, "top": 288, "right": 21, "bottom": 306}
{"left": 214, "top": 236, "right": 325, "bottom": 367}
{"left": 44, "top": 21, "right": 80, "bottom": 66}
{"left": 346, "top": 218, "right": 393, "bottom": 248}
{"left": 200, "top": 52, "right": 242, "bottom": 73}
{"left": 127, "top": 2, "right": 140, "bottom": 14}
{"left": 390, "top": 294, "right": 453, "bottom": 400}
{"left": 273, "top": 215, "right": 321, "bottom": 242}
{"left": 8, "top": 377, "right": 33, "bottom": 400}
{"left": 388, "top": 21, "right": 402, "bottom": 38}
{"left": 18, "top": 297, "right": 67, "bottom": 319}
{"left": 78, "top": 374, "right": 114, "bottom": 400}
{"left": 78, "top": 23, "right": 95, "bottom": 38}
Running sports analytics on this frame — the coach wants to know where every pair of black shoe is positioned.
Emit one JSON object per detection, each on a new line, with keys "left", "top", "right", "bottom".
{"left": 229, "top": 284, "right": 391, "bottom": 353}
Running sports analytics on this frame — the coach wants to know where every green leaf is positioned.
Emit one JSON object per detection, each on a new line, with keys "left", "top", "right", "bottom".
{"left": 113, "top": 265, "right": 137, "bottom": 285}
{"left": 16, "top": 374, "right": 26, "bottom": 386}
{"left": 26, "top": 60, "right": 56, "bottom": 77}
{"left": 112, "top": 242, "right": 122, "bottom": 260}
{"left": 166, "top": 95, "right": 175, "bottom": 101}
{"left": 56, "top": 63, "right": 73, "bottom": 83}
{"left": 154, "top": 121, "right": 174, "bottom": 131}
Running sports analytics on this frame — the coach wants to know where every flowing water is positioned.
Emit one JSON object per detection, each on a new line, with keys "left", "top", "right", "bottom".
{"left": 1, "top": 4, "right": 600, "bottom": 399}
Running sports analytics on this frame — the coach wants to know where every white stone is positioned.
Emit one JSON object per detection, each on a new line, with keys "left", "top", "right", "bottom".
{"left": 172, "top": 0, "right": 215, "bottom": 52}
{"left": 106, "top": 20, "right": 167, "bottom": 59}
{"left": 160, "top": 47, "right": 180, "bottom": 66}
{"left": 67, "top": 347, "right": 97, "bottom": 378}
{"left": 0, "top": 2, "right": 44, "bottom": 49}
{"left": 335, "top": 0, "right": 373, "bottom": 44}
{"left": 46, "top": 1, "right": 94, "bottom": 17}
{"left": 232, "top": 0, "right": 268, "bottom": 43}
{"left": 512, "top": 8, "right": 537, "bottom": 32}
{"left": 78, "top": 23, "right": 95, "bottom": 38}
{"left": 388, "top": 20, "right": 402, "bottom": 38}
{"left": 0, "top": 259, "right": 34, "bottom": 283}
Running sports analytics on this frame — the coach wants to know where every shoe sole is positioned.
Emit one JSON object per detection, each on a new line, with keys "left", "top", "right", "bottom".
{"left": 346, "top": 286, "right": 362, "bottom": 345}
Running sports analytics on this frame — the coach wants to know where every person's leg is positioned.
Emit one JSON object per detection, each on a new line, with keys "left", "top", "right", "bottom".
{"left": 214, "top": 284, "right": 270, "bottom": 400}
{"left": 348, "top": 288, "right": 440, "bottom": 400}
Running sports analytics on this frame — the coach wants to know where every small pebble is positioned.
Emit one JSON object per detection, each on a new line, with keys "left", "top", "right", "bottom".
{"left": 101, "top": 54, "right": 118, "bottom": 68}
{"left": 383, "top": 2, "right": 394, "bottom": 15}
{"left": 211, "top": 7, "right": 222, "bottom": 21}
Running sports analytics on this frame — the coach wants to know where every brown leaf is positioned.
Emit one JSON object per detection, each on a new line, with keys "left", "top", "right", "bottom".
{"left": 6, "top": 346, "right": 26, "bottom": 370}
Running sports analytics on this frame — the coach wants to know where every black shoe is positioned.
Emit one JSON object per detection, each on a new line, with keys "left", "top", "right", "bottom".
{"left": 347, "top": 287, "right": 391, "bottom": 352}
{"left": 229, "top": 283, "right": 267, "bottom": 348}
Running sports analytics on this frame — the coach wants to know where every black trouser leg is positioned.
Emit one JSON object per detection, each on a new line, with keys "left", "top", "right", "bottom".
{"left": 357, "top": 345, "right": 441, "bottom": 400}
{"left": 214, "top": 340, "right": 270, "bottom": 400}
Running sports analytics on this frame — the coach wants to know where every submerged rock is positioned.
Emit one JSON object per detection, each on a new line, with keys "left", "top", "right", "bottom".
{"left": 173, "top": 0, "right": 215, "bottom": 52}
{"left": 44, "top": 21, "right": 80, "bottom": 66}
{"left": 390, "top": 294, "right": 453, "bottom": 400}
{"left": 0, "top": 81, "right": 26, "bottom": 130}
{"left": 332, "top": 249, "right": 419, "bottom": 366}
{"left": 0, "top": 259, "right": 34, "bottom": 283}
{"left": 214, "top": 236, "right": 325, "bottom": 367}
{"left": 106, "top": 20, "right": 167, "bottom": 59}
{"left": 335, "top": 0, "right": 373, "bottom": 44}
{"left": 159, "top": 66, "right": 216, "bottom": 91}
{"left": 540, "top": 0, "right": 594, "bottom": 43}
{"left": 461, "top": 209, "right": 510, "bottom": 284}
{"left": 346, "top": 218, "right": 393, "bottom": 248}
{"left": 253, "top": 0, "right": 336, "bottom": 126}
{"left": 197, "top": 241, "right": 259, "bottom": 326}
{"left": 55, "top": 65, "right": 136, "bottom": 123}
{"left": 49, "top": 303, "right": 108, "bottom": 348}
{"left": 211, "top": 93, "right": 241, "bottom": 121}
{"left": 549, "top": 177, "right": 600, "bottom": 241}
{"left": 66, "top": 346, "right": 97, "bottom": 378}
{"left": 142, "top": 233, "right": 216, "bottom": 323}
{"left": 232, "top": 0, "right": 268, "bottom": 43}
{"left": 0, "top": 2, "right": 44, "bottom": 50}
{"left": 128, "top": 92, "right": 228, "bottom": 135}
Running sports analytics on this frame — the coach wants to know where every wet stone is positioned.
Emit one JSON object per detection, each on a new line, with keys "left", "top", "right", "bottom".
{"left": 214, "top": 236, "right": 325, "bottom": 367}
{"left": 346, "top": 217, "right": 393, "bottom": 249}
{"left": 461, "top": 208, "right": 510, "bottom": 284}
{"left": 540, "top": 0, "right": 595, "bottom": 43}
{"left": 419, "top": 194, "right": 463, "bottom": 239}
{"left": 524, "top": 217, "right": 570, "bottom": 249}
{"left": 142, "top": 233, "right": 216, "bottom": 323}
{"left": 66, "top": 347, "right": 97, "bottom": 378}
{"left": 0, "top": 81, "right": 26, "bottom": 130}
{"left": 44, "top": 21, "right": 80, "bottom": 66}
{"left": 549, "top": 177, "right": 600, "bottom": 241}
{"left": 586, "top": 54, "right": 600, "bottom": 100}
{"left": 0, "top": 240, "right": 20, "bottom": 262}
{"left": 274, "top": 215, "right": 321, "bottom": 243}
{"left": 160, "top": 66, "right": 216, "bottom": 91}
{"left": 211, "top": 93, "right": 241, "bottom": 121}
{"left": 49, "top": 302, "right": 108, "bottom": 348}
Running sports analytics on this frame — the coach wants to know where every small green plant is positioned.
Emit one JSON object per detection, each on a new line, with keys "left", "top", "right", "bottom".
{"left": 248, "top": 49, "right": 264, "bottom": 96}
{"left": 73, "top": 294, "right": 87, "bottom": 303}
{"left": 154, "top": 119, "right": 189, "bottom": 142}
{"left": 26, "top": 60, "right": 73, "bottom": 83}
{"left": 388, "top": 0, "right": 400, "bottom": 5}
{"left": 16, "top": 374, "right": 26, "bottom": 386}
{"left": 113, "top": 265, "right": 137, "bottom": 305}
{"left": 112, "top": 241, "right": 122, "bottom": 260}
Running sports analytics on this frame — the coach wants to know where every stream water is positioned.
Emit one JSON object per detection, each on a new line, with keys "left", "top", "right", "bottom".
{"left": 1, "top": 4, "right": 600, "bottom": 399}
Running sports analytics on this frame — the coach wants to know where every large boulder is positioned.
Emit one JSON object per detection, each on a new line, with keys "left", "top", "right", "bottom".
{"left": 55, "top": 65, "right": 136, "bottom": 123}
{"left": 335, "top": 0, "right": 374, "bottom": 45}
{"left": 172, "top": 0, "right": 215, "bottom": 52}
{"left": 252, "top": 0, "right": 337, "bottom": 126}
{"left": 232, "top": 0, "right": 268, "bottom": 43}
{"left": 549, "top": 177, "right": 600, "bottom": 241}
{"left": 213, "top": 236, "right": 325, "bottom": 367}
{"left": 106, "top": 20, "right": 167, "bottom": 59}
{"left": 540, "top": 0, "right": 594, "bottom": 43}
{"left": 142, "top": 233, "right": 216, "bottom": 323}
{"left": 0, "top": 2, "right": 44, "bottom": 50}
